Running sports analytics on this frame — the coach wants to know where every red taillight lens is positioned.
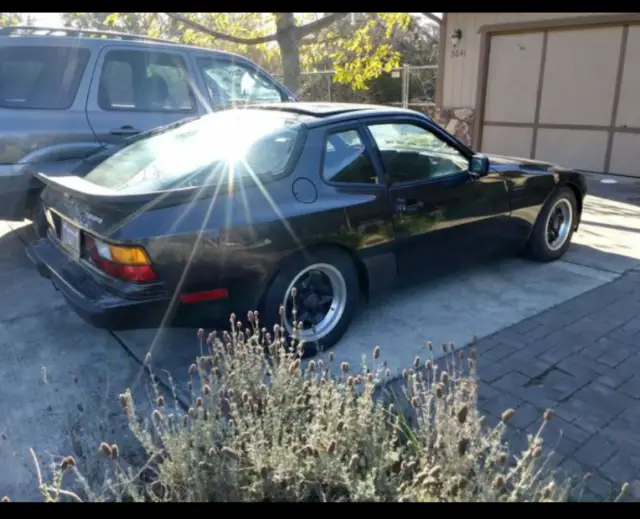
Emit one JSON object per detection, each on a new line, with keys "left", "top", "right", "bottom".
{"left": 85, "top": 236, "right": 157, "bottom": 283}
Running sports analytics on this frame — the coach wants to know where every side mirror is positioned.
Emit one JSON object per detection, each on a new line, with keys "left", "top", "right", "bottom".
{"left": 469, "top": 154, "right": 490, "bottom": 176}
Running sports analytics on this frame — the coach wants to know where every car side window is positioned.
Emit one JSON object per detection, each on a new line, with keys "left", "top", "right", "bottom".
{"left": 367, "top": 123, "right": 468, "bottom": 185}
{"left": 98, "top": 50, "right": 196, "bottom": 113}
{"left": 195, "top": 57, "right": 284, "bottom": 107}
{"left": 322, "top": 130, "right": 379, "bottom": 185}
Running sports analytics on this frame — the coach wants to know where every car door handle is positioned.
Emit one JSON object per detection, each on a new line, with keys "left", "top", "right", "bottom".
{"left": 109, "top": 125, "right": 141, "bottom": 136}
{"left": 396, "top": 198, "right": 424, "bottom": 213}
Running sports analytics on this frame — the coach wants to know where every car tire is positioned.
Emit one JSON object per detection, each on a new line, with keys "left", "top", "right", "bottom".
{"left": 261, "top": 247, "right": 360, "bottom": 357}
{"left": 526, "top": 186, "right": 577, "bottom": 262}
{"left": 32, "top": 201, "right": 48, "bottom": 239}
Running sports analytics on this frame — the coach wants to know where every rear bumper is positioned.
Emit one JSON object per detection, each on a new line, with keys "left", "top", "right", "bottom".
{"left": 27, "top": 237, "right": 235, "bottom": 330}
{"left": 26, "top": 238, "right": 173, "bottom": 330}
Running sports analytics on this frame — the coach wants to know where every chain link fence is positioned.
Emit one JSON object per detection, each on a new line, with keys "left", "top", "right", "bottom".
{"left": 279, "top": 64, "right": 437, "bottom": 116}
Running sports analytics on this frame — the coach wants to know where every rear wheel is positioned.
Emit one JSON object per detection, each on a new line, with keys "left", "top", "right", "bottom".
{"left": 261, "top": 248, "right": 360, "bottom": 357}
{"left": 526, "top": 187, "right": 577, "bottom": 262}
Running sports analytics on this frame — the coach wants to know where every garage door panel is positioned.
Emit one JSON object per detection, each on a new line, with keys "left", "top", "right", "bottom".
{"left": 538, "top": 27, "right": 621, "bottom": 126}
{"left": 484, "top": 33, "right": 544, "bottom": 124}
{"left": 609, "top": 133, "right": 640, "bottom": 177}
{"left": 535, "top": 128, "right": 608, "bottom": 172}
{"left": 615, "top": 26, "right": 640, "bottom": 129}
{"left": 481, "top": 125, "right": 533, "bottom": 159}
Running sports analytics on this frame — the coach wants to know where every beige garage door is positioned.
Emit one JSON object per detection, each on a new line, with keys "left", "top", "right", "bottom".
{"left": 480, "top": 23, "right": 640, "bottom": 177}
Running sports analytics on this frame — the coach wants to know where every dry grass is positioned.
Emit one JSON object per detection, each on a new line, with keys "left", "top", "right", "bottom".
{"left": 7, "top": 309, "right": 631, "bottom": 502}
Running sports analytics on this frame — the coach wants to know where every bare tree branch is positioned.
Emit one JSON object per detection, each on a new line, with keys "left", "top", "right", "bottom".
{"left": 296, "top": 13, "right": 350, "bottom": 39}
{"left": 164, "top": 12, "right": 277, "bottom": 45}
{"left": 422, "top": 13, "right": 443, "bottom": 25}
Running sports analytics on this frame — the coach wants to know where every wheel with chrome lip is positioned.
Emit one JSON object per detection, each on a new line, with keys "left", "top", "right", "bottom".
{"left": 261, "top": 248, "right": 360, "bottom": 357}
{"left": 526, "top": 187, "right": 577, "bottom": 262}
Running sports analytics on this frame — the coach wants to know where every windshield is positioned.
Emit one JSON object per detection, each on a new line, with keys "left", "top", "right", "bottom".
{"left": 195, "top": 57, "right": 285, "bottom": 107}
{"left": 84, "top": 110, "right": 303, "bottom": 194}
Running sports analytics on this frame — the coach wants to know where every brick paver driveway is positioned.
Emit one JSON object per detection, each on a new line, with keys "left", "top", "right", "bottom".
{"left": 474, "top": 175, "right": 640, "bottom": 501}
{"left": 476, "top": 268, "right": 640, "bottom": 501}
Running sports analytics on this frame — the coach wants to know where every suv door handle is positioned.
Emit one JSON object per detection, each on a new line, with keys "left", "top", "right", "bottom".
{"left": 396, "top": 198, "right": 424, "bottom": 213}
{"left": 109, "top": 125, "right": 140, "bottom": 136}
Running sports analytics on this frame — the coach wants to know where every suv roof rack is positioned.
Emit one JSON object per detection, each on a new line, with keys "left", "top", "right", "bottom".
{"left": 0, "top": 25, "right": 178, "bottom": 45}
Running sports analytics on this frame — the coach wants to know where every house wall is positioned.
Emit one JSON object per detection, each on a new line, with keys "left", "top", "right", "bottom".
{"left": 437, "top": 13, "right": 620, "bottom": 147}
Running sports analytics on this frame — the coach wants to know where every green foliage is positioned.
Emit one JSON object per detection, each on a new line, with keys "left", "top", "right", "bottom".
{"left": 329, "top": 13, "right": 411, "bottom": 91}
{"left": 23, "top": 312, "right": 621, "bottom": 502}
{"left": 0, "top": 13, "right": 25, "bottom": 26}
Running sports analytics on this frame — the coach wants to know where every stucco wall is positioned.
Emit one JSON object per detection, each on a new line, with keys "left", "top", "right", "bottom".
{"left": 438, "top": 13, "right": 624, "bottom": 149}
{"left": 441, "top": 13, "right": 618, "bottom": 109}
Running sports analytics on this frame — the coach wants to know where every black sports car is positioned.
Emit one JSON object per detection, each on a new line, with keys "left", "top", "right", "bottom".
{"left": 27, "top": 102, "right": 587, "bottom": 353}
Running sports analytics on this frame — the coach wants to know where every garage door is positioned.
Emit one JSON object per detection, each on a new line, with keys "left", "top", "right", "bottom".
{"left": 480, "top": 24, "right": 640, "bottom": 177}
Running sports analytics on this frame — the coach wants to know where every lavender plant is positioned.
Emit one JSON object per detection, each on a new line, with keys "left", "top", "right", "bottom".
{"left": 13, "top": 308, "right": 630, "bottom": 502}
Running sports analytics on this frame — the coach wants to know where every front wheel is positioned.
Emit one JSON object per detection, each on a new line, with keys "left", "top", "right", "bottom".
{"left": 261, "top": 248, "right": 360, "bottom": 357}
{"left": 526, "top": 187, "right": 577, "bottom": 262}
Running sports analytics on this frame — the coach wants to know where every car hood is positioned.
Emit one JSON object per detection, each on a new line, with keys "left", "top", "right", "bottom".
{"left": 485, "top": 153, "right": 560, "bottom": 172}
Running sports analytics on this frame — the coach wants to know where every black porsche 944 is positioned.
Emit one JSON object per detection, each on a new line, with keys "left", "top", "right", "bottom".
{"left": 27, "top": 102, "right": 587, "bottom": 354}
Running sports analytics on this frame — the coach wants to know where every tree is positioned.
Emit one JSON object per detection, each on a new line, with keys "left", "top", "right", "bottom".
{"left": 165, "top": 13, "right": 411, "bottom": 94}
{"left": 0, "top": 13, "right": 26, "bottom": 26}
{"left": 61, "top": 12, "right": 414, "bottom": 94}
{"left": 61, "top": 13, "right": 110, "bottom": 29}
{"left": 167, "top": 13, "right": 344, "bottom": 93}
{"left": 62, "top": 12, "right": 181, "bottom": 39}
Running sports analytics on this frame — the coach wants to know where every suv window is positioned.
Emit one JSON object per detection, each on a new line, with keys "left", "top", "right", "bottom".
{"left": 322, "top": 129, "right": 378, "bottom": 185}
{"left": 367, "top": 123, "right": 468, "bottom": 184}
{"left": 196, "top": 57, "right": 283, "bottom": 107}
{"left": 0, "top": 46, "right": 90, "bottom": 110}
{"left": 98, "top": 50, "right": 196, "bottom": 113}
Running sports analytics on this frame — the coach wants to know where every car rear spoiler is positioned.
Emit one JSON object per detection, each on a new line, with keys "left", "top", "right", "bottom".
{"left": 35, "top": 172, "right": 215, "bottom": 209}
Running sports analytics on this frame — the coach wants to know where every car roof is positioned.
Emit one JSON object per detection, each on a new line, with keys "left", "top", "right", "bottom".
{"left": 0, "top": 26, "right": 256, "bottom": 63}
{"left": 248, "top": 102, "right": 428, "bottom": 127}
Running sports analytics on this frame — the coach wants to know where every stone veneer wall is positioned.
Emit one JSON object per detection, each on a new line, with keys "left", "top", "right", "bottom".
{"left": 434, "top": 107, "right": 476, "bottom": 147}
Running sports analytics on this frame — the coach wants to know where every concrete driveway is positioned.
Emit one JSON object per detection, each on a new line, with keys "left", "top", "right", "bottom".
{"left": 0, "top": 224, "right": 159, "bottom": 501}
{"left": 0, "top": 174, "right": 638, "bottom": 500}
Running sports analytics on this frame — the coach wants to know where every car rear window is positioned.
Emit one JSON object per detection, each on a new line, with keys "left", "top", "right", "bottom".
{"left": 83, "top": 110, "right": 304, "bottom": 193}
{"left": 0, "top": 46, "right": 90, "bottom": 110}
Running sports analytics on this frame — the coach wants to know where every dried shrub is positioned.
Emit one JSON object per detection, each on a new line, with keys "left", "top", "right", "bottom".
{"left": 29, "top": 311, "right": 628, "bottom": 502}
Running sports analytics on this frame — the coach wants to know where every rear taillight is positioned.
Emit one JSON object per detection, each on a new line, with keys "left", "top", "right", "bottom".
{"left": 85, "top": 236, "right": 157, "bottom": 283}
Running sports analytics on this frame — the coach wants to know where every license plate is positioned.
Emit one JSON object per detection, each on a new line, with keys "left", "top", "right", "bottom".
{"left": 60, "top": 220, "right": 81, "bottom": 258}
